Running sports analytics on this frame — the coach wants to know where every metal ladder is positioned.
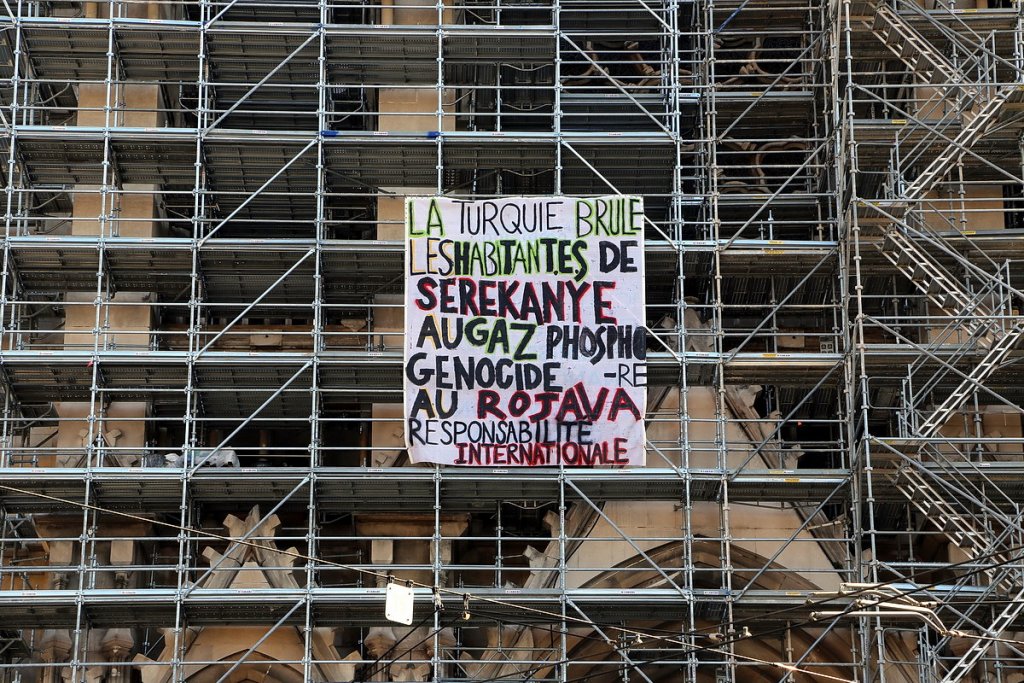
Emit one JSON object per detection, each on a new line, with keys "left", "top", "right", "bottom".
{"left": 939, "top": 580, "right": 1024, "bottom": 682}
{"left": 890, "top": 462, "right": 1024, "bottom": 683}
{"left": 869, "top": 0, "right": 1017, "bottom": 204}
{"left": 867, "top": 0, "right": 1017, "bottom": 210}
{"left": 896, "top": 461, "right": 1024, "bottom": 683}
{"left": 887, "top": 435, "right": 1024, "bottom": 681}
{"left": 869, "top": 2, "right": 975, "bottom": 107}
{"left": 891, "top": 463, "right": 1013, "bottom": 568}
{"left": 867, "top": 0, "right": 1024, "bottom": 433}
{"left": 900, "top": 82, "right": 1020, "bottom": 206}
{"left": 916, "top": 319, "right": 1024, "bottom": 438}
{"left": 866, "top": 4, "right": 1024, "bottom": 677}
{"left": 876, "top": 223, "right": 995, "bottom": 331}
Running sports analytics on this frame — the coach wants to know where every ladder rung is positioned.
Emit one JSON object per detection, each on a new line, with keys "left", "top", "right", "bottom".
{"left": 870, "top": 6, "right": 887, "bottom": 32}
{"left": 926, "top": 279, "right": 951, "bottom": 296}
{"left": 951, "top": 533, "right": 974, "bottom": 549}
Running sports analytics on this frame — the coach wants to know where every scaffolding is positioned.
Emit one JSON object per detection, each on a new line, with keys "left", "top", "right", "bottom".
{"left": 0, "top": 0, "right": 1022, "bottom": 680}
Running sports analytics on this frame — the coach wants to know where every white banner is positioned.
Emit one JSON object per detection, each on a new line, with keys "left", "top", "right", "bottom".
{"left": 404, "top": 196, "right": 646, "bottom": 467}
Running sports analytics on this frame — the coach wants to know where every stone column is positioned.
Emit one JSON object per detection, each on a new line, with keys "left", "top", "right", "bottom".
{"left": 370, "top": 0, "right": 455, "bottom": 464}
{"left": 59, "top": 12, "right": 165, "bottom": 470}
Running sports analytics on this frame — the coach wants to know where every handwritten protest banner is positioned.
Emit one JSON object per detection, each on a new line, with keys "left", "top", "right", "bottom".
{"left": 404, "top": 196, "right": 646, "bottom": 467}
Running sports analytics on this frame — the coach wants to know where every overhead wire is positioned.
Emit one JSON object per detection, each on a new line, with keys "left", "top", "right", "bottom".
{"left": 1, "top": 480, "right": 1022, "bottom": 681}
{"left": 441, "top": 606, "right": 861, "bottom": 683}
{"left": 0, "top": 480, "right": 858, "bottom": 681}
{"left": 2, "top": 478, "right": 1021, "bottom": 630}
{"left": 461, "top": 606, "right": 853, "bottom": 683}
{"left": 0, "top": 480, "right": 1021, "bottom": 629}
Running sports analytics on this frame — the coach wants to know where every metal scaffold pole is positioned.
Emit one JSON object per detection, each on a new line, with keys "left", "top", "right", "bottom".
{"left": 0, "top": 0, "right": 1023, "bottom": 680}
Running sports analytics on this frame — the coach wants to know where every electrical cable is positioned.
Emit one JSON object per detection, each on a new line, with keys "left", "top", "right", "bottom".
{"left": 1, "top": 478, "right": 1020, "bottom": 639}
{"left": 444, "top": 609, "right": 860, "bottom": 683}
{"left": 1, "top": 481, "right": 1022, "bottom": 681}
{"left": 0, "top": 479, "right": 851, "bottom": 680}
{"left": 461, "top": 607, "right": 804, "bottom": 679}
